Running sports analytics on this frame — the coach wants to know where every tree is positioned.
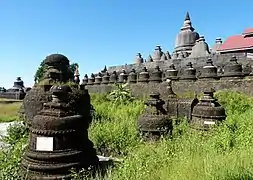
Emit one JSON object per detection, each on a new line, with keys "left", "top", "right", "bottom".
{"left": 34, "top": 62, "right": 79, "bottom": 83}
{"left": 0, "top": 87, "right": 6, "bottom": 92}
{"left": 34, "top": 61, "right": 46, "bottom": 83}
{"left": 68, "top": 63, "right": 79, "bottom": 80}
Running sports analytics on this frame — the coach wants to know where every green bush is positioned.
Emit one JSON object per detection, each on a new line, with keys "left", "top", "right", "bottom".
{"left": 1, "top": 90, "right": 253, "bottom": 179}
{"left": 0, "top": 122, "right": 28, "bottom": 180}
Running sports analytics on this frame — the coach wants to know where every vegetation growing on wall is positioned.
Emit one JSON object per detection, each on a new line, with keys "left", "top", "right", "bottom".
{"left": 1, "top": 90, "right": 253, "bottom": 179}
{"left": 34, "top": 61, "right": 79, "bottom": 83}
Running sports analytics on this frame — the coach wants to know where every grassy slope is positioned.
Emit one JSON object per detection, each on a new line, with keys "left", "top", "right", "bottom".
{"left": 1, "top": 91, "right": 253, "bottom": 179}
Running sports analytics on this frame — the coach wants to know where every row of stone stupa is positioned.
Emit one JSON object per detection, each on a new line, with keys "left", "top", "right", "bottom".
{"left": 134, "top": 12, "right": 223, "bottom": 64}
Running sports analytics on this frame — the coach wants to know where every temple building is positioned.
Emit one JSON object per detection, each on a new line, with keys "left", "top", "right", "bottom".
{"left": 7, "top": 77, "right": 25, "bottom": 92}
{"left": 217, "top": 28, "right": 253, "bottom": 55}
{"left": 0, "top": 77, "right": 30, "bottom": 100}
{"left": 128, "top": 12, "right": 253, "bottom": 63}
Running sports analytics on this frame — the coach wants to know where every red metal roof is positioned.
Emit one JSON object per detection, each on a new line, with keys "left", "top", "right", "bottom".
{"left": 218, "top": 29, "right": 253, "bottom": 52}
{"left": 243, "top": 28, "right": 253, "bottom": 35}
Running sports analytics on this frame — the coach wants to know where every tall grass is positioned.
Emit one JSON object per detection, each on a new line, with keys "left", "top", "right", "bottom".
{"left": 89, "top": 91, "right": 253, "bottom": 180}
{"left": 1, "top": 90, "right": 253, "bottom": 179}
{"left": 89, "top": 93, "right": 144, "bottom": 156}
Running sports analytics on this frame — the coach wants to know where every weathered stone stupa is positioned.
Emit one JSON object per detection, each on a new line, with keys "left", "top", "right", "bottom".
{"left": 22, "top": 54, "right": 89, "bottom": 127}
{"left": 21, "top": 84, "right": 98, "bottom": 179}
{"left": 173, "top": 12, "right": 200, "bottom": 58}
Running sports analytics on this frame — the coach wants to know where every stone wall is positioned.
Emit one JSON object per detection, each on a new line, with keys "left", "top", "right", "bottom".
{"left": 107, "top": 53, "right": 251, "bottom": 74}
{"left": 86, "top": 76, "right": 253, "bottom": 99}
{"left": 84, "top": 53, "right": 253, "bottom": 99}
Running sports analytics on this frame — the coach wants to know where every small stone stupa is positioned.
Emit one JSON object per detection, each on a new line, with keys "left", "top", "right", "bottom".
{"left": 191, "top": 88, "right": 226, "bottom": 130}
{"left": 138, "top": 92, "right": 172, "bottom": 140}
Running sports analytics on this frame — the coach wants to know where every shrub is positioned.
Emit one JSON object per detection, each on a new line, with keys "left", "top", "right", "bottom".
{"left": 0, "top": 122, "right": 28, "bottom": 180}
{"left": 107, "top": 83, "right": 134, "bottom": 104}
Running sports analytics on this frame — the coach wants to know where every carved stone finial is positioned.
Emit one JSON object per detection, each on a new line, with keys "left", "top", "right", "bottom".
{"left": 165, "top": 51, "right": 171, "bottom": 59}
{"left": 153, "top": 45, "right": 163, "bottom": 61}
{"left": 206, "top": 58, "right": 214, "bottom": 66}
{"left": 230, "top": 55, "right": 238, "bottom": 63}
{"left": 187, "top": 62, "right": 193, "bottom": 68}
{"left": 101, "top": 65, "right": 107, "bottom": 73}
{"left": 147, "top": 55, "right": 153, "bottom": 62}
{"left": 74, "top": 65, "right": 79, "bottom": 76}
{"left": 135, "top": 53, "right": 144, "bottom": 64}
{"left": 178, "top": 51, "right": 185, "bottom": 59}
{"left": 74, "top": 65, "right": 80, "bottom": 84}
{"left": 169, "top": 64, "right": 176, "bottom": 70}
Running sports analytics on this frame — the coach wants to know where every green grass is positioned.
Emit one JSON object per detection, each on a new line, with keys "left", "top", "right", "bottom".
{"left": 1, "top": 90, "right": 253, "bottom": 179}
{"left": 0, "top": 98, "right": 22, "bottom": 101}
{"left": 88, "top": 91, "right": 253, "bottom": 180}
{"left": 0, "top": 102, "right": 21, "bottom": 122}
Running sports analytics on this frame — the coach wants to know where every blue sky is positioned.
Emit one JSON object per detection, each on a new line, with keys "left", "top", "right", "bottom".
{"left": 0, "top": 0, "right": 252, "bottom": 88}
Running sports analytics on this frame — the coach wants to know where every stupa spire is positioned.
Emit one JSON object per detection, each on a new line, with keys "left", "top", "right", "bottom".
{"left": 182, "top": 11, "right": 193, "bottom": 31}
{"left": 185, "top": 12, "right": 190, "bottom": 21}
